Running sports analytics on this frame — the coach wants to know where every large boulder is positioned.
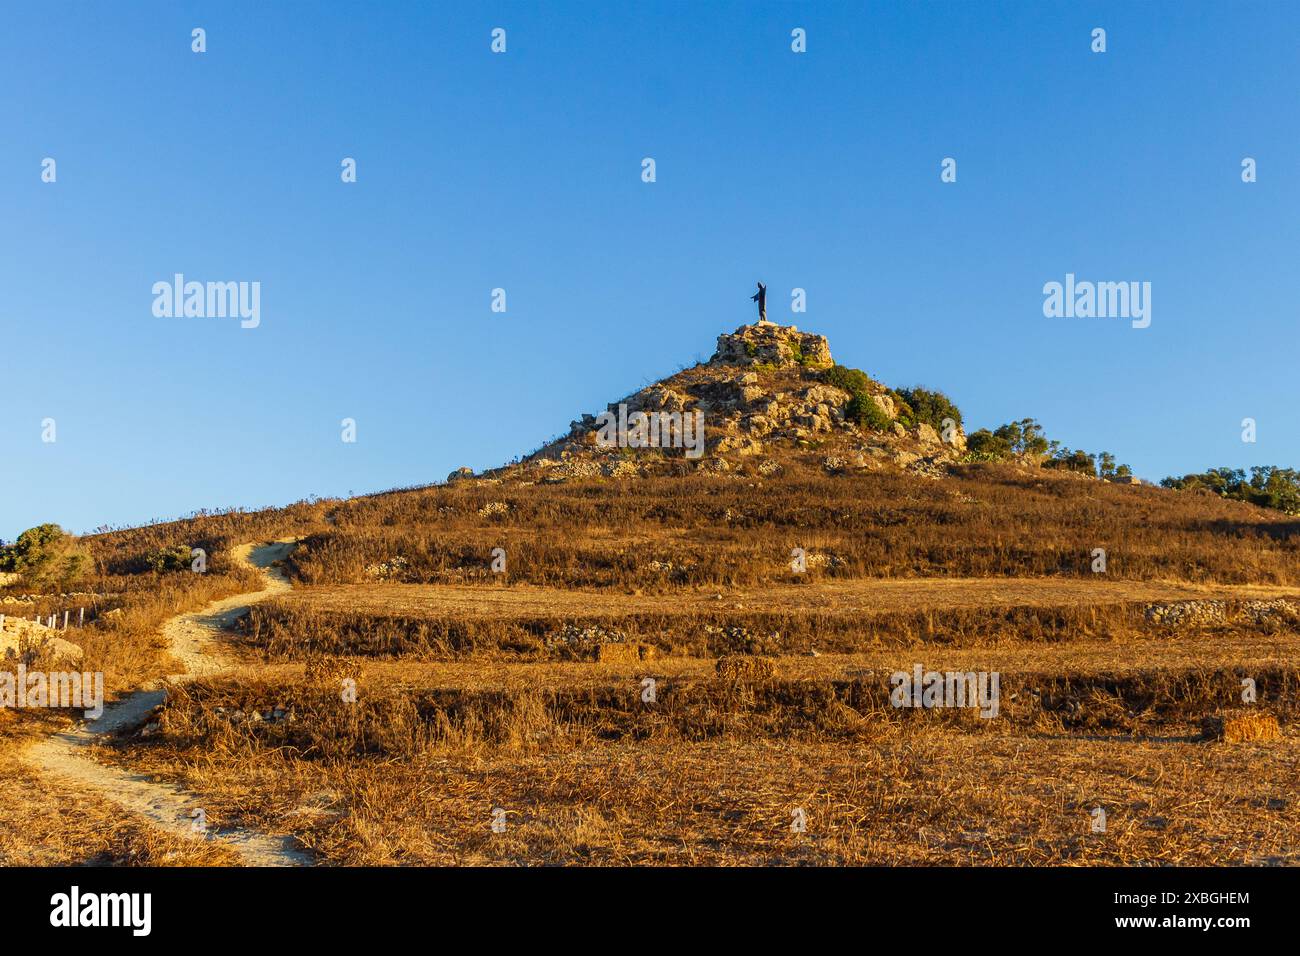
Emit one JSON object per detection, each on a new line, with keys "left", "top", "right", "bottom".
{"left": 1, "top": 618, "right": 84, "bottom": 665}
{"left": 802, "top": 384, "right": 850, "bottom": 407}
{"left": 870, "top": 393, "right": 897, "bottom": 419}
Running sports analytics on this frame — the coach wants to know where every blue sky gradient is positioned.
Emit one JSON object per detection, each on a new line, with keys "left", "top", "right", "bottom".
{"left": 2, "top": 1, "right": 1296, "bottom": 539}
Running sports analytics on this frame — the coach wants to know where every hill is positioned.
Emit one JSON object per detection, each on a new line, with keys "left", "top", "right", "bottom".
{"left": 485, "top": 321, "right": 970, "bottom": 483}
{"left": 1, "top": 321, "right": 1297, "bottom": 866}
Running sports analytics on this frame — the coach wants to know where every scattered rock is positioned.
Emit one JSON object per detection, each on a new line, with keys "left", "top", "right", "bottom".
{"left": 713, "top": 435, "right": 763, "bottom": 456}
{"left": 802, "top": 384, "right": 849, "bottom": 407}
{"left": 804, "top": 552, "right": 846, "bottom": 571}
{"left": 547, "top": 623, "right": 628, "bottom": 651}
{"left": 704, "top": 624, "right": 783, "bottom": 656}
{"left": 1143, "top": 599, "right": 1300, "bottom": 629}
{"left": 601, "top": 459, "right": 640, "bottom": 479}
{"left": 890, "top": 449, "right": 920, "bottom": 468}
{"left": 363, "top": 556, "right": 409, "bottom": 581}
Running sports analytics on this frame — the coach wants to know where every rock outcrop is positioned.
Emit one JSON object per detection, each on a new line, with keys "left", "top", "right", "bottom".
{"left": 709, "top": 322, "right": 833, "bottom": 369}
{"left": 479, "top": 321, "right": 969, "bottom": 484}
{"left": 0, "top": 616, "right": 84, "bottom": 665}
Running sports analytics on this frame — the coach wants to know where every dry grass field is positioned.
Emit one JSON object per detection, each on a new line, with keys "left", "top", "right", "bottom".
{"left": 10, "top": 460, "right": 1300, "bottom": 868}
{"left": 3, "top": 461, "right": 1298, "bottom": 866}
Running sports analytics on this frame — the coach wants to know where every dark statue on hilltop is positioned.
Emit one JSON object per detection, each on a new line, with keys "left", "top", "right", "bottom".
{"left": 751, "top": 281, "right": 768, "bottom": 324}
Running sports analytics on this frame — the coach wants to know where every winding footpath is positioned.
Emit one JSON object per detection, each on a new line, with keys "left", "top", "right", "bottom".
{"left": 23, "top": 540, "right": 310, "bottom": 866}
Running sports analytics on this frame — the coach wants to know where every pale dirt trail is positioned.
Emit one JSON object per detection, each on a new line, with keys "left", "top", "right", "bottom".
{"left": 24, "top": 540, "right": 310, "bottom": 866}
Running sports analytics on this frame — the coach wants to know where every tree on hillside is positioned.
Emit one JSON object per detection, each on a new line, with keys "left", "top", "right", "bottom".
{"left": 1163, "top": 466, "right": 1300, "bottom": 515}
{"left": 0, "top": 523, "right": 89, "bottom": 588}
{"left": 1045, "top": 448, "right": 1097, "bottom": 475}
{"left": 966, "top": 418, "right": 1050, "bottom": 461}
{"left": 963, "top": 419, "right": 1132, "bottom": 480}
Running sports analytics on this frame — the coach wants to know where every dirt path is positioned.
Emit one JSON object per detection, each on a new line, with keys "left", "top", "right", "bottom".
{"left": 278, "top": 576, "right": 1300, "bottom": 620}
{"left": 24, "top": 540, "right": 310, "bottom": 867}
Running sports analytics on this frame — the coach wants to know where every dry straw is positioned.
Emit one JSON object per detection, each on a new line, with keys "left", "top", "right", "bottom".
{"left": 1200, "top": 711, "right": 1282, "bottom": 743}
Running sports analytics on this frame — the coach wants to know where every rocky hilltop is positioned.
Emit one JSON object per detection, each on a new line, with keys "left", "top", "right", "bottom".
{"left": 474, "top": 322, "right": 969, "bottom": 484}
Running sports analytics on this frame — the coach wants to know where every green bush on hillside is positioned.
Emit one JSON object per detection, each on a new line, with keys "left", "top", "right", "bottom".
{"left": 1044, "top": 448, "right": 1098, "bottom": 475}
{"left": 0, "top": 523, "right": 89, "bottom": 588}
{"left": 894, "top": 386, "right": 963, "bottom": 431}
{"left": 823, "top": 364, "right": 873, "bottom": 396}
{"left": 1162, "top": 466, "right": 1300, "bottom": 515}
{"left": 887, "top": 391, "right": 916, "bottom": 428}
{"left": 845, "top": 393, "right": 894, "bottom": 431}
{"left": 144, "top": 544, "right": 195, "bottom": 574}
{"left": 967, "top": 418, "right": 1050, "bottom": 462}
{"left": 823, "top": 365, "right": 893, "bottom": 432}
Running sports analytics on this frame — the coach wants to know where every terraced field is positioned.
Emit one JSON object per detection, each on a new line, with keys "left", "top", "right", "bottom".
{"left": 265, "top": 577, "right": 1300, "bottom": 620}
{"left": 5, "top": 463, "right": 1298, "bottom": 865}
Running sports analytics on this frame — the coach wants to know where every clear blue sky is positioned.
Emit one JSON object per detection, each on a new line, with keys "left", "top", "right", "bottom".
{"left": 2, "top": 1, "right": 1296, "bottom": 540}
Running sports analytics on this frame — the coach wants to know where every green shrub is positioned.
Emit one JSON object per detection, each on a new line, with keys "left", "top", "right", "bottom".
{"left": 845, "top": 393, "right": 894, "bottom": 431}
{"left": 1162, "top": 466, "right": 1300, "bottom": 514}
{"left": 144, "top": 544, "right": 194, "bottom": 573}
{"left": 823, "top": 365, "right": 893, "bottom": 432}
{"left": 0, "top": 523, "right": 89, "bottom": 587}
{"left": 966, "top": 428, "right": 1013, "bottom": 460}
{"left": 887, "top": 390, "right": 916, "bottom": 428}
{"left": 823, "top": 364, "right": 873, "bottom": 395}
{"left": 894, "top": 386, "right": 963, "bottom": 431}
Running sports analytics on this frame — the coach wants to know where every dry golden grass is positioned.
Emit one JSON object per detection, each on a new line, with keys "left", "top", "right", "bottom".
{"left": 288, "top": 464, "right": 1300, "bottom": 588}
{"left": 716, "top": 655, "right": 778, "bottom": 681}
{"left": 76, "top": 626, "right": 1294, "bottom": 866}
{"left": 593, "top": 643, "right": 655, "bottom": 663}
{"left": 0, "top": 752, "right": 241, "bottom": 866}
{"left": 7, "top": 462, "right": 1299, "bottom": 866}
{"left": 91, "top": 729, "right": 1298, "bottom": 866}
{"left": 244, "top": 578, "right": 1300, "bottom": 662}
{"left": 1202, "top": 711, "right": 1283, "bottom": 744}
{"left": 265, "top": 577, "right": 1300, "bottom": 621}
